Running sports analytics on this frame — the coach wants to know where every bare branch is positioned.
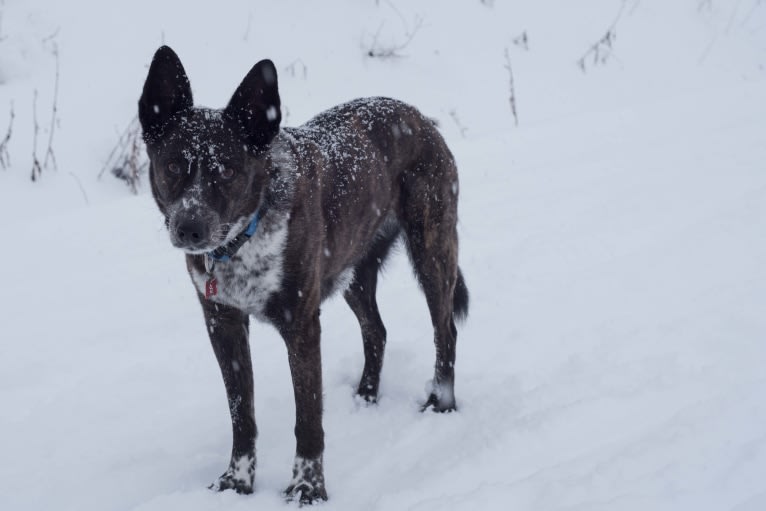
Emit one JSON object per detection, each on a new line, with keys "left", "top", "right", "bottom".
{"left": 512, "top": 31, "right": 529, "bottom": 51}
{"left": 448, "top": 109, "right": 468, "bottom": 138}
{"left": 31, "top": 90, "right": 42, "bottom": 181}
{"left": 0, "top": 103, "right": 13, "bottom": 170}
{"left": 0, "top": 0, "right": 7, "bottom": 44}
{"left": 29, "top": 36, "right": 60, "bottom": 181}
{"left": 283, "top": 59, "right": 308, "bottom": 80}
{"left": 242, "top": 12, "right": 253, "bottom": 42}
{"left": 68, "top": 172, "right": 89, "bottom": 205}
{"left": 42, "top": 44, "right": 60, "bottom": 173}
{"left": 381, "top": 0, "right": 409, "bottom": 29}
{"left": 364, "top": 15, "right": 423, "bottom": 59}
{"left": 41, "top": 27, "right": 60, "bottom": 44}
{"left": 738, "top": 0, "right": 763, "bottom": 28}
{"left": 577, "top": 0, "right": 630, "bottom": 72}
{"left": 504, "top": 48, "right": 519, "bottom": 126}
{"left": 100, "top": 116, "right": 149, "bottom": 194}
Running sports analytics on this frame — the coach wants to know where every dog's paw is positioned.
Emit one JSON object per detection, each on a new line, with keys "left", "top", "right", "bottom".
{"left": 284, "top": 456, "right": 328, "bottom": 505}
{"left": 208, "top": 453, "right": 255, "bottom": 494}
{"left": 420, "top": 392, "right": 457, "bottom": 413}
{"left": 356, "top": 375, "right": 380, "bottom": 404}
{"left": 355, "top": 385, "right": 378, "bottom": 405}
{"left": 420, "top": 380, "right": 457, "bottom": 413}
{"left": 284, "top": 481, "right": 328, "bottom": 506}
{"left": 209, "top": 474, "right": 253, "bottom": 494}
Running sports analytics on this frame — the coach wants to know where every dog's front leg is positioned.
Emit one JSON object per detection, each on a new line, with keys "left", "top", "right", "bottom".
{"left": 199, "top": 296, "right": 257, "bottom": 494}
{"left": 274, "top": 307, "right": 328, "bottom": 504}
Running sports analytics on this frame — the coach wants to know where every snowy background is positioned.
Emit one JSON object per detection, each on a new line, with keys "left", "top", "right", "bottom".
{"left": 1, "top": 0, "right": 766, "bottom": 510}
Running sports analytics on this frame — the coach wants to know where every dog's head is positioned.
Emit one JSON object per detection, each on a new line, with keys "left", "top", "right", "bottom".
{"left": 138, "top": 46, "right": 281, "bottom": 253}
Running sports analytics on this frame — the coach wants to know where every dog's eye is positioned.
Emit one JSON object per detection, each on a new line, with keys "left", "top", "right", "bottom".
{"left": 167, "top": 162, "right": 181, "bottom": 175}
{"left": 219, "top": 167, "right": 235, "bottom": 180}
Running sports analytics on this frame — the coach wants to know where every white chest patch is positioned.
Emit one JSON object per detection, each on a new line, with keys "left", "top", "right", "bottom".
{"left": 333, "top": 267, "right": 355, "bottom": 295}
{"left": 190, "top": 213, "right": 289, "bottom": 320}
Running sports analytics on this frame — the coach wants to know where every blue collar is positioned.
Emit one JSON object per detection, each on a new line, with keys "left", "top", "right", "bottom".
{"left": 205, "top": 210, "right": 262, "bottom": 270}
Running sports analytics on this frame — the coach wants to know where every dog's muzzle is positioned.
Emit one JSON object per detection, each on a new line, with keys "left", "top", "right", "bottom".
{"left": 173, "top": 218, "right": 210, "bottom": 250}
{"left": 168, "top": 208, "right": 221, "bottom": 253}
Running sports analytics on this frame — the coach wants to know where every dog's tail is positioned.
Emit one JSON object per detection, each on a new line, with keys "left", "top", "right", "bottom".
{"left": 453, "top": 267, "right": 469, "bottom": 322}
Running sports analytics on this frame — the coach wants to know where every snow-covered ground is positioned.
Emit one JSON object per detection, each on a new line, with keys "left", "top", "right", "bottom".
{"left": 1, "top": 1, "right": 765, "bottom": 510}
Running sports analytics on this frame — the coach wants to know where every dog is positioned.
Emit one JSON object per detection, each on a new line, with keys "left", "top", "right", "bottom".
{"left": 138, "top": 45, "right": 468, "bottom": 504}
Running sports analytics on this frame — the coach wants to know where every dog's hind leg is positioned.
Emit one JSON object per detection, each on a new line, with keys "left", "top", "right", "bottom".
{"left": 400, "top": 159, "right": 465, "bottom": 412}
{"left": 198, "top": 296, "right": 257, "bottom": 494}
{"left": 344, "top": 230, "right": 399, "bottom": 403}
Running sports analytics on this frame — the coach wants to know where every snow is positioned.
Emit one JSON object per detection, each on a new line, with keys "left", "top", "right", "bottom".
{"left": 1, "top": 1, "right": 766, "bottom": 510}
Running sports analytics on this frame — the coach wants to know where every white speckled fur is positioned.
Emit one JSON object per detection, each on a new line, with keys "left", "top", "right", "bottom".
{"left": 333, "top": 268, "right": 355, "bottom": 295}
{"left": 231, "top": 453, "right": 255, "bottom": 483}
{"left": 431, "top": 379, "right": 455, "bottom": 406}
{"left": 209, "top": 452, "right": 255, "bottom": 491}
{"left": 189, "top": 133, "right": 298, "bottom": 319}
{"left": 289, "top": 455, "right": 325, "bottom": 492}
{"left": 190, "top": 210, "right": 289, "bottom": 320}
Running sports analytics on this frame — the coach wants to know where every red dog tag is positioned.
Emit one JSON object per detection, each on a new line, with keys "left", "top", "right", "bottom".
{"left": 205, "top": 277, "right": 218, "bottom": 299}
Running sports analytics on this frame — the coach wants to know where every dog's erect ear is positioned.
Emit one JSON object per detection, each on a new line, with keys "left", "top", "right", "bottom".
{"left": 224, "top": 59, "right": 281, "bottom": 149}
{"left": 138, "top": 46, "right": 193, "bottom": 142}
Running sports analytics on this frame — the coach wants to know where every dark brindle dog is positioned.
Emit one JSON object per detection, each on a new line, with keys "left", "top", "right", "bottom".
{"left": 138, "top": 46, "right": 468, "bottom": 504}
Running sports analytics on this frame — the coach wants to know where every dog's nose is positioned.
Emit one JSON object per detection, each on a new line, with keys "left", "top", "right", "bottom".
{"left": 176, "top": 220, "right": 209, "bottom": 247}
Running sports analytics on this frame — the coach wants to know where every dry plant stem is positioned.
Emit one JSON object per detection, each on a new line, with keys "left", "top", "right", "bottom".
{"left": 504, "top": 48, "right": 519, "bottom": 126}
{"left": 42, "top": 46, "right": 60, "bottom": 172}
{"left": 0, "top": 103, "right": 13, "bottom": 170}
{"left": 448, "top": 109, "right": 468, "bottom": 138}
{"left": 100, "top": 116, "right": 148, "bottom": 193}
{"left": 98, "top": 119, "right": 135, "bottom": 179}
{"left": 68, "top": 172, "right": 89, "bottom": 205}
{"left": 365, "top": 16, "right": 423, "bottom": 58}
{"left": 128, "top": 127, "right": 143, "bottom": 193}
{"left": 284, "top": 59, "right": 308, "bottom": 79}
{"left": 242, "top": 12, "right": 252, "bottom": 42}
{"left": 31, "top": 90, "right": 42, "bottom": 181}
{"left": 29, "top": 44, "right": 60, "bottom": 181}
{"left": 0, "top": 0, "right": 6, "bottom": 44}
{"left": 512, "top": 31, "right": 529, "bottom": 51}
{"left": 577, "top": 0, "right": 630, "bottom": 72}
{"left": 740, "top": 0, "right": 763, "bottom": 28}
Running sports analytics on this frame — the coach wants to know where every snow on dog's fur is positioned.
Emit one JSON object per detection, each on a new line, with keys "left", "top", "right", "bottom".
{"left": 139, "top": 45, "right": 468, "bottom": 504}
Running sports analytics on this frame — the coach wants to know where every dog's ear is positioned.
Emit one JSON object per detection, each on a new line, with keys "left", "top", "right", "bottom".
{"left": 224, "top": 59, "right": 281, "bottom": 149}
{"left": 138, "top": 46, "right": 193, "bottom": 142}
